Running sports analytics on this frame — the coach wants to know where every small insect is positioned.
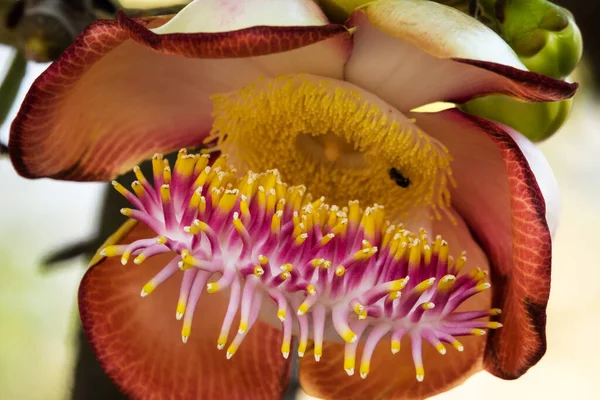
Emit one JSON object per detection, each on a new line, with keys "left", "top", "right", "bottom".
{"left": 389, "top": 168, "right": 411, "bottom": 188}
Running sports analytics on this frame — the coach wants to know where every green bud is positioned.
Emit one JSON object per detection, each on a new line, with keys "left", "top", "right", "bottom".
{"left": 315, "top": 0, "right": 373, "bottom": 23}
{"left": 461, "top": 94, "right": 573, "bottom": 142}
{"left": 486, "top": 0, "right": 583, "bottom": 78}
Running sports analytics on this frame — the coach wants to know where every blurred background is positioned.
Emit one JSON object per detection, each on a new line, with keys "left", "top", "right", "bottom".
{"left": 1, "top": 0, "right": 599, "bottom": 399}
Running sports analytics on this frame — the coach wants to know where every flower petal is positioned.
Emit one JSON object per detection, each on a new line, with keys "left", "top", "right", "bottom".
{"left": 10, "top": 1, "right": 350, "bottom": 181}
{"left": 411, "top": 108, "right": 556, "bottom": 379}
{"left": 299, "top": 210, "right": 490, "bottom": 399}
{"left": 79, "top": 221, "right": 292, "bottom": 399}
{"left": 344, "top": 0, "right": 577, "bottom": 112}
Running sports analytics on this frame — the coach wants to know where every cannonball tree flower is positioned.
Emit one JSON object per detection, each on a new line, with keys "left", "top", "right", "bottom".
{"left": 8, "top": 0, "right": 577, "bottom": 398}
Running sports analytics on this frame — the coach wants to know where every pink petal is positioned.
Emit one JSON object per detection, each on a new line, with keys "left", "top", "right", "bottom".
{"left": 411, "top": 108, "right": 556, "bottom": 379}
{"left": 10, "top": 6, "right": 350, "bottom": 181}
{"left": 344, "top": 0, "right": 577, "bottom": 113}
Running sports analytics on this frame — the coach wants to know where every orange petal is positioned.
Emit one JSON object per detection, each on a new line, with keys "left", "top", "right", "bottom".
{"left": 79, "top": 221, "right": 292, "bottom": 398}
{"left": 344, "top": 0, "right": 577, "bottom": 112}
{"left": 412, "top": 109, "right": 555, "bottom": 379}
{"left": 299, "top": 209, "right": 490, "bottom": 399}
{"left": 10, "top": 3, "right": 350, "bottom": 181}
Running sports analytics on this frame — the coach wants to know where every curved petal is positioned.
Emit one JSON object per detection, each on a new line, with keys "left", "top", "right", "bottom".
{"left": 80, "top": 221, "right": 292, "bottom": 399}
{"left": 344, "top": 0, "right": 577, "bottom": 112}
{"left": 10, "top": 1, "right": 350, "bottom": 181}
{"left": 411, "top": 108, "right": 556, "bottom": 379}
{"left": 299, "top": 210, "right": 491, "bottom": 399}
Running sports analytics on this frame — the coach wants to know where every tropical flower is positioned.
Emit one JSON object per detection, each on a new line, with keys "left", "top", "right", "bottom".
{"left": 8, "top": 0, "right": 576, "bottom": 398}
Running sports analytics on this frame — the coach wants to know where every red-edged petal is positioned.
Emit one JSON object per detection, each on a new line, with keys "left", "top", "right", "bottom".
{"left": 344, "top": 0, "right": 577, "bottom": 113}
{"left": 10, "top": 2, "right": 350, "bottom": 181}
{"left": 80, "top": 221, "right": 291, "bottom": 399}
{"left": 299, "top": 209, "right": 491, "bottom": 399}
{"left": 412, "top": 108, "right": 555, "bottom": 379}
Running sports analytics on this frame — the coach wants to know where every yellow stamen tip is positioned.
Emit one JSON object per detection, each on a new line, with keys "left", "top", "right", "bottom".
{"left": 416, "top": 366, "right": 425, "bottom": 382}
{"left": 258, "top": 255, "right": 268, "bottom": 265}
{"left": 206, "top": 282, "right": 220, "bottom": 293}
{"left": 133, "top": 255, "right": 145, "bottom": 264}
{"left": 141, "top": 282, "right": 155, "bottom": 296}
{"left": 359, "top": 362, "right": 370, "bottom": 379}
{"left": 488, "top": 322, "right": 503, "bottom": 329}
{"left": 277, "top": 309, "right": 286, "bottom": 322}
{"left": 335, "top": 265, "right": 346, "bottom": 276}
{"left": 436, "top": 343, "right": 447, "bottom": 355}
{"left": 391, "top": 340, "right": 401, "bottom": 354}
{"left": 238, "top": 321, "right": 248, "bottom": 334}
{"left": 217, "top": 334, "right": 227, "bottom": 350}
{"left": 472, "top": 329, "right": 487, "bottom": 336}
{"left": 253, "top": 265, "right": 264, "bottom": 277}
{"left": 120, "top": 208, "right": 132, "bottom": 216}
{"left": 342, "top": 329, "right": 357, "bottom": 344}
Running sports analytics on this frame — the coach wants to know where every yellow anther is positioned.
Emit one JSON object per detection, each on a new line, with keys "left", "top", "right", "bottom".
{"left": 218, "top": 189, "right": 238, "bottom": 213}
{"left": 311, "top": 258, "right": 324, "bottom": 268}
{"left": 314, "top": 344, "right": 323, "bottom": 362}
{"left": 160, "top": 184, "right": 171, "bottom": 203}
{"left": 390, "top": 278, "right": 409, "bottom": 292}
{"left": 281, "top": 342, "right": 291, "bottom": 359}
{"left": 452, "top": 340, "right": 464, "bottom": 352}
{"left": 198, "top": 196, "right": 207, "bottom": 215}
{"left": 348, "top": 201, "right": 361, "bottom": 224}
{"left": 295, "top": 233, "right": 308, "bottom": 246}
{"left": 258, "top": 255, "right": 268, "bottom": 265}
{"left": 277, "top": 309, "right": 286, "bottom": 322}
{"left": 416, "top": 278, "right": 435, "bottom": 293}
{"left": 141, "top": 282, "right": 156, "bottom": 297}
{"left": 476, "top": 282, "right": 491, "bottom": 292}
{"left": 320, "top": 233, "right": 335, "bottom": 246}
{"left": 409, "top": 241, "right": 421, "bottom": 267}
{"left": 280, "top": 271, "right": 291, "bottom": 280}
{"left": 181, "top": 323, "right": 191, "bottom": 343}
{"left": 206, "top": 282, "right": 220, "bottom": 293}
{"left": 120, "top": 252, "right": 130, "bottom": 265}
{"left": 297, "top": 302, "right": 311, "bottom": 316}
{"left": 298, "top": 339, "right": 308, "bottom": 358}
{"left": 120, "top": 208, "right": 132, "bottom": 216}
{"left": 163, "top": 163, "right": 171, "bottom": 185}
{"left": 217, "top": 334, "right": 227, "bottom": 350}
{"left": 226, "top": 342, "right": 239, "bottom": 359}
{"left": 176, "top": 301, "right": 186, "bottom": 320}
{"left": 455, "top": 251, "right": 467, "bottom": 272}
{"left": 344, "top": 353, "right": 355, "bottom": 372}
{"left": 277, "top": 264, "right": 291, "bottom": 274}
{"left": 422, "top": 302, "right": 435, "bottom": 310}
{"left": 391, "top": 339, "right": 401, "bottom": 354}
{"left": 472, "top": 329, "right": 487, "bottom": 336}
{"left": 332, "top": 218, "right": 348, "bottom": 236}
{"left": 388, "top": 291, "right": 401, "bottom": 300}
{"left": 156, "top": 236, "right": 167, "bottom": 245}
{"left": 436, "top": 343, "right": 447, "bottom": 355}
{"left": 321, "top": 260, "right": 332, "bottom": 269}
{"left": 335, "top": 265, "right": 346, "bottom": 276}
{"left": 437, "top": 274, "right": 456, "bottom": 292}
{"left": 488, "top": 322, "right": 503, "bottom": 329}
{"left": 439, "top": 240, "right": 449, "bottom": 262}
{"left": 490, "top": 308, "right": 502, "bottom": 316}
{"left": 341, "top": 329, "right": 357, "bottom": 344}
{"left": 253, "top": 266, "right": 264, "bottom": 277}
{"left": 359, "top": 362, "right": 370, "bottom": 379}
{"left": 416, "top": 365, "right": 425, "bottom": 382}
{"left": 306, "top": 284, "right": 317, "bottom": 295}
{"left": 133, "top": 254, "right": 146, "bottom": 265}
{"left": 100, "top": 246, "right": 121, "bottom": 257}
{"left": 238, "top": 321, "right": 249, "bottom": 334}
{"left": 271, "top": 210, "right": 283, "bottom": 234}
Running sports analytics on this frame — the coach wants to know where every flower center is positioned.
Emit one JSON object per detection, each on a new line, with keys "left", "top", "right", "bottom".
{"left": 102, "top": 151, "right": 500, "bottom": 382}
{"left": 206, "top": 74, "right": 454, "bottom": 221}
